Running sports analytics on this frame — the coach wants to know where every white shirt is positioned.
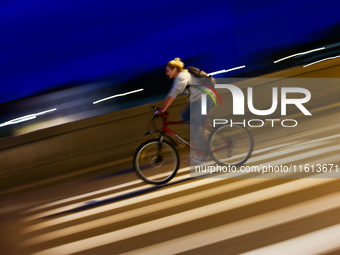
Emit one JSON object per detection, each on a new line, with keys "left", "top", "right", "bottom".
{"left": 166, "top": 69, "right": 215, "bottom": 102}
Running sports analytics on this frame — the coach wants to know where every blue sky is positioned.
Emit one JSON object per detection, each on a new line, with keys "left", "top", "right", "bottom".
{"left": 1, "top": 0, "right": 339, "bottom": 103}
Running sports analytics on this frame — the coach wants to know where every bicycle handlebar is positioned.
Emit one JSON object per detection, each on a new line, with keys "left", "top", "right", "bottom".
{"left": 152, "top": 106, "right": 169, "bottom": 119}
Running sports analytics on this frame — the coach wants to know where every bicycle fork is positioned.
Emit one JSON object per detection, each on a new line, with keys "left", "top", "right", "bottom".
{"left": 155, "top": 133, "right": 164, "bottom": 163}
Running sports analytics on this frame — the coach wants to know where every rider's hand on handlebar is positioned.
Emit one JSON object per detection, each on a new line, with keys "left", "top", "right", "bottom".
{"left": 154, "top": 107, "right": 164, "bottom": 116}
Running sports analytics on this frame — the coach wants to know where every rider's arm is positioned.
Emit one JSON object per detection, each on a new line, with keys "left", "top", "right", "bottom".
{"left": 159, "top": 71, "right": 189, "bottom": 113}
{"left": 159, "top": 96, "right": 175, "bottom": 113}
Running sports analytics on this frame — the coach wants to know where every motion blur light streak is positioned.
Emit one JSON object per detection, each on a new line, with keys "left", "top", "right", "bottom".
{"left": 208, "top": 65, "right": 246, "bottom": 76}
{"left": 14, "top": 116, "right": 77, "bottom": 135}
{"left": 25, "top": 177, "right": 335, "bottom": 255}
{"left": 303, "top": 54, "right": 340, "bottom": 68}
{"left": 0, "top": 116, "right": 37, "bottom": 127}
{"left": 273, "top": 47, "right": 325, "bottom": 63}
{"left": 0, "top": 108, "right": 57, "bottom": 128}
{"left": 119, "top": 192, "right": 340, "bottom": 255}
{"left": 93, "top": 88, "right": 144, "bottom": 104}
{"left": 241, "top": 223, "right": 340, "bottom": 255}
{"left": 2, "top": 0, "right": 340, "bottom": 104}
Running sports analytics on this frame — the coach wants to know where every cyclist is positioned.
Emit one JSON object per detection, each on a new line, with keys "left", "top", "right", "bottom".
{"left": 157, "top": 58, "right": 215, "bottom": 160}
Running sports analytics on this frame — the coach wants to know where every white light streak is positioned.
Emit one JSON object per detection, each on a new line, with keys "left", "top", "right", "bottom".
{"left": 208, "top": 65, "right": 246, "bottom": 76}
{"left": 93, "top": 88, "right": 144, "bottom": 104}
{"left": 274, "top": 47, "right": 325, "bottom": 63}
{"left": 0, "top": 108, "right": 57, "bottom": 128}
{"left": 303, "top": 54, "right": 340, "bottom": 68}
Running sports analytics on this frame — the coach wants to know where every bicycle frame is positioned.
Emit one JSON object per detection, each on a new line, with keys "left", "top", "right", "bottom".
{"left": 153, "top": 117, "right": 233, "bottom": 155}
{"left": 135, "top": 111, "right": 253, "bottom": 184}
{"left": 161, "top": 120, "right": 194, "bottom": 148}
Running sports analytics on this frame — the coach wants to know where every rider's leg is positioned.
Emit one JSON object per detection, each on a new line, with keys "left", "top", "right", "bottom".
{"left": 191, "top": 98, "right": 214, "bottom": 155}
{"left": 180, "top": 103, "right": 190, "bottom": 121}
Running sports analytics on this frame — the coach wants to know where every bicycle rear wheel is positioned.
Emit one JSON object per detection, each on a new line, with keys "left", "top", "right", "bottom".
{"left": 209, "top": 124, "right": 253, "bottom": 167}
{"left": 134, "top": 139, "right": 179, "bottom": 184}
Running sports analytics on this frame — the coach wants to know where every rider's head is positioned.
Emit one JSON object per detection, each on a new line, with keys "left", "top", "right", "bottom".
{"left": 166, "top": 58, "right": 184, "bottom": 79}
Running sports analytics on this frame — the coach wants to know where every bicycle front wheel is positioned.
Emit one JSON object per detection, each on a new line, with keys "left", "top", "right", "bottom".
{"left": 134, "top": 139, "right": 179, "bottom": 184}
{"left": 209, "top": 124, "right": 253, "bottom": 167}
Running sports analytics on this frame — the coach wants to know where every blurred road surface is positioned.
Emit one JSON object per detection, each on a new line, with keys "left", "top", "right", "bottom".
{"left": 1, "top": 97, "right": 340, "bottom": 255}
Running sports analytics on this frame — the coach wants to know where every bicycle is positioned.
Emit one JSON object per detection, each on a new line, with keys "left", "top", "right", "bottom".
{"left": 133, "top": 107, "right": 253, "bottom": 184}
